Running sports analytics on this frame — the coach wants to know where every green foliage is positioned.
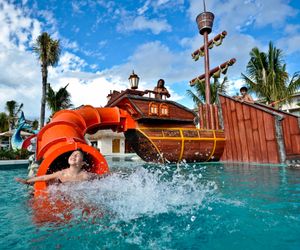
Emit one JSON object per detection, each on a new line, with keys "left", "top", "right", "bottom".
{"left": 186, "top": 77, "right": 228, "bottom": 107}
{"left": 0, "top": 148, "right": 31, "bottom": 160}
{"left": 46, "top": 83, "right": 73, "bottom": 115}
{"left": 242, "top": 42, "right": 300, "bottom": 107}
{"left": 0, "top": 112, "right": 9, "bottom": 132}
{"left": 33, "top": 32, "right": 61, "bottom": 67}
{"left": 5, "top": 100, "right": 23, "bottom": 130}
{"left": 5, "top": 100, "right": 23, "bottom": 117}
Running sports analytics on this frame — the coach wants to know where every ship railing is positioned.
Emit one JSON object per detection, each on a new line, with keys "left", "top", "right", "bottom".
{"left": 198, "top": 104, "right": 222, "bottom": 130}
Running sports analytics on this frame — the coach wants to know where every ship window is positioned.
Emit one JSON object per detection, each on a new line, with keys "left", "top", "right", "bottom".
{"left": 160, "top": 104, "right": 169, "bottom": 116}
{"left": 149, "top": 102, "right": 158, "bottom": 115}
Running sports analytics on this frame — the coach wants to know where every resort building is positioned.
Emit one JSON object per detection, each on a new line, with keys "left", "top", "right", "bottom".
{"left": 280, "top": 93, "right": 300, "bottom": 116}
{"left": 85, "top": 129, "right": 132, "bottom": 155}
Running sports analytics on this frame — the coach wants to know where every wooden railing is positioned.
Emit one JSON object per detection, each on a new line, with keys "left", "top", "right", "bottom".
{"left": 198, "top": 104, "right": 222, "bottom": 130}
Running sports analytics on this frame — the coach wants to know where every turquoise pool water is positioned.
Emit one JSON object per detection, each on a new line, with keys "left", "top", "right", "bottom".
{"left": 1, "top": 157, "right": 300, "bottom": 249}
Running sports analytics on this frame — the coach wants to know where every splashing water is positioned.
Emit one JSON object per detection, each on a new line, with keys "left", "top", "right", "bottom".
{"left": 3, "top": 160, "right": 300, "bottom": 249}
{"left": 48, "top": 164, "right": 218, "bottom": 222}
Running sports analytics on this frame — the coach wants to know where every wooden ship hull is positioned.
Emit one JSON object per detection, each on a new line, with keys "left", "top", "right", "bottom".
{"left": 125, "top": 128, "right": 225, "bottom": 163}
{"left": 106, "top": 89, "right": 225, "bottom": 163}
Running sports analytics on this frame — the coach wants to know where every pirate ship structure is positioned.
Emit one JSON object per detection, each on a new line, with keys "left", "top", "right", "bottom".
{"left": 105, "top": 5, "right": 237, "bottom": 164}
{"left": 32, "top": 2, "right": 300, "bottom": 190}
{"left": 106, "top": 3, "right": 300, "bottom": 165}
{"left": 190, "top": 2, "right": 300, "bottom": 165}
{"left": 106, "top": 87, "right": 225, "bottom": 163}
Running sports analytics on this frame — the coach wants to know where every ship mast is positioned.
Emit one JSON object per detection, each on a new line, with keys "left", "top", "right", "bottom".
{"left": 190, "top": 1, "right": 236, "bottom": 129}
{"left": 190, "top": 1, "right": 236, "bottom": 102}
{"left": 196, "top": 0, "right": 214, "bottom": 104}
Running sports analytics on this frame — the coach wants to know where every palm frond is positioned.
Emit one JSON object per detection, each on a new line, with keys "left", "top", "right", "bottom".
{"left": 46, "top": 84, "right": 73, "bottom": 115}
{"left": 242, "top": 41, "right": 299, "bottom": 106}
{"left": 186, "top": 90, "right": 203, "bottom": 107}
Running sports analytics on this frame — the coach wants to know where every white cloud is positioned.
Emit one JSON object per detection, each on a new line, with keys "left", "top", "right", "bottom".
{"left": 284, "top": 24, "right": 300, "bottom": 34}
{"left": 37, "top": 10, "right": 58, "bottom": 34}
{"left": 137, "top": 0, "right": 184, "bottom": 14}
{"left": 71, "top": 2, "right": 85, "bottom": 14}
{"left": 0, "top": 2, "right": 90, "bottom": 119}
{"left": 254, "top": 1, "right": 297, "bottom": 28}
{"left": 98, "top": 40, "right": 107, "bottom": 48}
{"left": 104, "top": 41, "right": 180, "bottom": 84}
{"left": 277, "top": 34, "right": 300, "bottom": 55}
{"left": 88, "top": 29, "right": 260, "bottom": 100}
{"left": 185, "top": 0, "right": 299, "bottom": 94}
{"left": 52, "top": 76, "right": 128, "bottom": 108}
{"left": 0, "top": 0, "right": 119, "bottom": 120}
{"left": 277, "top": 24, "right": 300, "bottom": 55}
{"left": 0, "top": 1, "right": 42, "bottom": 118}
{"left": 118, "top": 15, "right": 172, "bottom": 35}
{"left": 57, "top": 52, "right": 87, "bottom": 72}
{"left": 61, "top": 38, "right": 79, "bottom": 52}
{"left": 0, "top": 1, "right": 41, "bottom": 50}
{"left": 137, "top": 0, "right": 151, "bottom": 15}
{"left": 227, "top": 79, "right": 245, "bottom": 96}
{"left": 90, "top": 64, "right": 98, "bottom": 70}
{"left": 187, "top": 0, "right": 297, "bottom": 32}
{"left": 152, "top": 0, "right": 184, "bottom": 12}
{"left": 157, "top": 0, "right": 171, "bottom": 6}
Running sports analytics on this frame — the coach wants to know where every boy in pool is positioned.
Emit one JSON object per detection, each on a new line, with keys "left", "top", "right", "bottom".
{"left": 15, "top": 149, "right": 99, "bottom": 185}
{"left": 234, "top": 86, "right": 254, "bottom": 104}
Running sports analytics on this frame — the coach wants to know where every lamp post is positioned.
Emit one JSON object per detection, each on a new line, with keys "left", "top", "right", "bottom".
{"left": 128, "top": 70, "right": 140, "bottom": 90}
{"left": 196, "top": 1, "right": 214, "bottom": 104}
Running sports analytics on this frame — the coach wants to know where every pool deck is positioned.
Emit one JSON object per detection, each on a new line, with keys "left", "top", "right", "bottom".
{"left": 0, "top": 159, "right": 29, "bottom": 166}
{"left": 0, "top": 153, "right": 141, "bottom": 168}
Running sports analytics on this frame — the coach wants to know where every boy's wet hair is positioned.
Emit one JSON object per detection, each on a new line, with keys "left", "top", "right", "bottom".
{"left": 240, "top": 86, "right": 248, "bottom": 92}
{"left": 74, "top": 148, "right": 84, "bottom": 155}
{"left": 74, "top": 148, "right": 89, "bottom": 167}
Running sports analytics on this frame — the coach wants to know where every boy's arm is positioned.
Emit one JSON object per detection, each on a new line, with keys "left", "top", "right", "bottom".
{"left": 15, "top": 171, "right": 61, "bottom": 185}
{"left": 245, "top": 94, "right": 254, "bottom": 103}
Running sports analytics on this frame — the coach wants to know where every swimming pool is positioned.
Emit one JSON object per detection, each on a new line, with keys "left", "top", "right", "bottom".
{"left": 1, "top": 157, "right": 300, "bottom": 249}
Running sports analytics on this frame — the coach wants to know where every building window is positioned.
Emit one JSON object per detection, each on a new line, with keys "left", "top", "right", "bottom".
{"left": 160, "top": 104, "right": 169, "bottom": 116}
{"left": 149, "top": 102, "right": 159, "bottom": 115}
{"left": 112, "top": 138, "right": 120, "bottom": 153}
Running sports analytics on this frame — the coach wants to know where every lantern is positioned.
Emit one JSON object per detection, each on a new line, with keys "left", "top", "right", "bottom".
{"left": 128, "top": 71, "right": 139, "bottom": 90}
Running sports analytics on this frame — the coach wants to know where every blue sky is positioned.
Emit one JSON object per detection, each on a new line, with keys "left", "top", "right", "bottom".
{"left": 0, "top": 0, "right": 300, "bottom": 120}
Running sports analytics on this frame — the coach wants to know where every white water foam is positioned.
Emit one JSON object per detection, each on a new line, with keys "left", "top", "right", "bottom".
{"left": 47, "top": 166, "right": 218, "bottom": 222}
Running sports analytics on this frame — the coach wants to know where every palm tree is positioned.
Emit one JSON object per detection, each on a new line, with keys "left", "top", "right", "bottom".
{"left": 242, "top": 42, "right": 300, "bottom": 107}
{"left": 46, "top": 83, "right": 73, "bottom": 115}
{"left": 33, "top": 32, "right": 61, "bottom": 129}
{"left": 5, "top": 100, "right": 23, "bottom": 131}
{"left": 187, "top": 77, "right": 228, "bottom": 107}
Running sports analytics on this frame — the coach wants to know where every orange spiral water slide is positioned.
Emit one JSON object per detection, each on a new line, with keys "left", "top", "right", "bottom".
{"left": 34, "top": 105, "right": 136, "bottom": 194}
